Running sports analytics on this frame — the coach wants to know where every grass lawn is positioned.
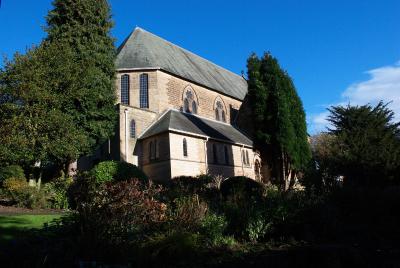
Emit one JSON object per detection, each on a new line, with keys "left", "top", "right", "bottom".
{"left": 0, "top": 214, "right": 62, "bottom": 242}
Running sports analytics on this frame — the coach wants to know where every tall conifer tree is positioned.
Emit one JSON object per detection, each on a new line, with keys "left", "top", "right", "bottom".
{"left": 247, "top": 53, "right": 310, "bottom": 189}
{"left": 45, "top": 0, "right": 117, "bottom": 156}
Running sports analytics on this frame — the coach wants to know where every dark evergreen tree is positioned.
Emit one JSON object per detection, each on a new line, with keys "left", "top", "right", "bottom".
{"left": 247, "top": 53, "right": 311, "bottom": 189}
{"left": 45, "top": 0, "right": 117, "bottom": 157}
{"left": 327, "top": 102, "right": 400, "bottom": 186}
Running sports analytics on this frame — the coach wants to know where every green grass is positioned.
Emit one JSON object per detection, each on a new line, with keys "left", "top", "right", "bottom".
{"left": 0, "top": 214, "right": 62, "bottom": 241}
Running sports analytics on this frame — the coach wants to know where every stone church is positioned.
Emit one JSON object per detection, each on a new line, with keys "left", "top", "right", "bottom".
{"left": 109, "top": 27, "right": 263, "bottom": 181}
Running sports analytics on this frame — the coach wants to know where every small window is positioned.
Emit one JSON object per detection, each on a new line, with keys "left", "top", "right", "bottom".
{"left": 130, "top": 120, "right": 136, "bottom": 138}
{"left": 246, "top": 151, "right": 250, "bottom": 166}
{"left": 215, "top": 100, "right": 226, "bottom": 122}
{"left": 154, "top": 139, "right": 158, "bottom": 159}
{"left": 242, "top": 150, "right": 246, "bottom": 164}
{"left": 149, "top": 141, "right": 153, "bottom": 160}
{"left": 140, "top": 73, "right": 149, "bottom": 108}
{"left": 184, "top": 98, "right": 190, "bottom": 113}
{"left": 224, "top": 146, "right": 229, "bottom": 165}
{"left": 192, "top": 101, "right": 197, "bottom": 114}
{"left": 213, "top": 144, "right": 218, "bottom": 164}
{"left": 156, "top": 140, "right": 160, "bottom": 159}
{"left": 121, "top": 74, "right": 130, "bottom": 105}
{"left": 183, "top": 138, "right": 188, "bottom": 157}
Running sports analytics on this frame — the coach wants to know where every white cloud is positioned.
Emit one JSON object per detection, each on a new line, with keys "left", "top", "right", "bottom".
{"left": 309, "top": 60, "right": 400, "bottom": 134}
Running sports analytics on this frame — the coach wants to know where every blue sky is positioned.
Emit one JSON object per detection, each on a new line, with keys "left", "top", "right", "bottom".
{"left": 1, "top": 0, "right": 399, "bottom": 133}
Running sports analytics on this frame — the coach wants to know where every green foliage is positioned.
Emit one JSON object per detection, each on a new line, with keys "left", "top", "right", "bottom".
{"left": 199, "top": 213, "right": 228, "bottom": 246}
{"left": 326, "top": 102, "right": 400, "bottom": 186}
{"left": 247, "top": 53, "right": 311, "bottom": 187}
{"left": 220, "top": 176, "right": 265, "bottom": 201}
{"left": 72, "top": 176, "right": 166, "bottom": 245}
{"left": 0, "top": 165, "right": 25, "bottom": 184}
{"left": 168, "top": 195, "right": 208, "bottom": 232}
{"left": 43, "top": 177, "right": 73, "bottom": 209}
{"left": 0, "top": 0, "right": 116, "bottom": 169}
{"left": 90, "top": 160, "right": 148, "bottom": 184}
{"left": 3, "top": 178, "right": 48, "bottom": 209}
{"left": 45, "top": 0, "right": 117, "bottom": 153}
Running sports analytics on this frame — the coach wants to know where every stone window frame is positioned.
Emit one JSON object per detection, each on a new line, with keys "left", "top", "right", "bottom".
{"left": 212, "top": 144, "right": 218, "bottom": 164}
{"left": 182, "top": 85, "right": 199, "bottom": 114}
{"left": 224, "top": 145, "right": 229, "bottom": 165}
{"left": 130, "top": 119, "right": 136, "bottom": 138}
{"left": 120, "top": 74, "right": 130, "bottom": 105}
{"left": 183, "top": 138, "right": 188, "bottom": 157}
{"left": 139, "top": 73, "right": 149, "bottom": 108}
{"left": 214, "top": 97, "right": 227, "bottom": 123}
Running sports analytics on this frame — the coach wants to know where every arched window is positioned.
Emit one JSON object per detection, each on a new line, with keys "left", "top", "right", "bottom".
{"left": 121, "top": 74, "right": 130, "bottom": 105}
{"left": 215, "top": 100, "right": 226, "bottom": 122}
{"left": 213, "top": 144, "right": 218, "bottom": 164}
{"left": 183, "top": 138, "right": 188, "bottom": 157}
{"left": 224, "top": 146, "right": 229, "bottom": 165}
{"left": 183, "top": 88, "right": 197, "bottom": 114}
{"left": 130, "top": 120, "right": 136, "bottom": 138}
{"left": 149, "top": 141, "right": 153, "bottom": 160}
{"left": 140, "top": 73, "right": 149, "bottom": 108}
{"left": 192, "top": 101, "right": 197, "bottom": 114}
{"left": 184, "top": 98, "right": 190, "bottom": 113}
{"left": 246, "top": 151, "right": 250, "bottom": 166}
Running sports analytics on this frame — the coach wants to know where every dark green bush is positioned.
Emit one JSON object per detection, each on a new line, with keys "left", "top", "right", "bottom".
{"left": 199, "top": 212, "right": 229, "bottom": 246}
{"left": 43, "top": 177, "right": 73, "bottom": 209}
{"left": 220, "top": 176, "right": 265, "bottom": 203}
{"left": 0, "top": 165, "right": 25, "bottom": 185}
{"left": 90, "top": 160, "right": 148, "bottom": 184}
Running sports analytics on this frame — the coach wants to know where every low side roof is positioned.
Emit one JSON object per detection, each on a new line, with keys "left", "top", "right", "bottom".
{"left": 139, "top": 110, "right": 253, "bottom": 146}
{"left": 116, "top": 27, "right": 248, "bottom": 100}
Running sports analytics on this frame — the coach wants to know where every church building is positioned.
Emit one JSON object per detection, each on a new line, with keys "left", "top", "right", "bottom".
{"left": 112, "top": 27, "right": 262, "bottom": 181}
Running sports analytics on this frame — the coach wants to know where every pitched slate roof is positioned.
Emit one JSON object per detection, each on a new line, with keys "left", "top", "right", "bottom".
{"left": 116, "top": 27, "right": 248, "bottom": 100}
{"left": 139, "top": 110, "right": 253, "bottom": 146}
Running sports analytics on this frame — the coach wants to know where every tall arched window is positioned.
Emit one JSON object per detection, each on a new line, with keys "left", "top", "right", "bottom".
{"left": 192, "top": 101, "right": 197, "bottom": 114}
{"left": 246, "top": 151, "right": 250, "bottom": 166}
{"left": 224, "top": 146, "right": 229, "bottom": 165}
{"left": 140, "top": 73, "right": 149, "bottom": 108}
{"left": 215, "top": 100, "right": 226, "bottom": 122}
{"left": 183, "top": 138, "right": 188, "bottom": 157}
{"left": 213, "top": 144, "right": 218, "bottom": 164}
{"left": 130, "top": 120, "right": 136, "bottom": 138}
{"left": 121, "top": 74, "right": 130, "bottom": 105}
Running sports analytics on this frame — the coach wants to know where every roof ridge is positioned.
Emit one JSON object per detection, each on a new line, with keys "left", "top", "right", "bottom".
{"left": 126, "top": 27, "right": 246, "bottom": 81}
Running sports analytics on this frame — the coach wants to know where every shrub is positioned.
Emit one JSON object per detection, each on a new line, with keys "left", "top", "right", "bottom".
{"left": 220, "top": 176, "right": 265, "bottom": 202}
{"left": 90, "top": 160, "right": 148, "bottom": 184}
{"left": 0, "top": 165, "right": 25, "bottom": 185}
{"left": 3, "top": 177, "right": 48, "bottom": 209}
{"left": 168, "top": 194, "right": 208, "bottom": 232}
{"left": 75, "top": 178, "right": 166, "bottom": 246}
{"left": 199, "top": 212, "right": 228, "bottom": 246}
{"left": 43, "top": 177, "right": 73, "bottom": 209}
